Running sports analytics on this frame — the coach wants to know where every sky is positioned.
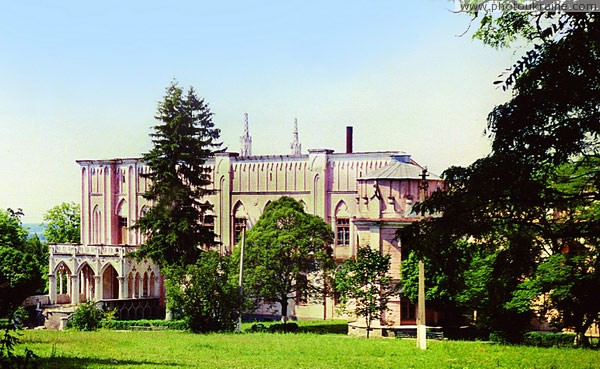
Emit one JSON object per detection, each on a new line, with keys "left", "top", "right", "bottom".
{"left": 0, "top": 1, "right": 523, "bottom": 223}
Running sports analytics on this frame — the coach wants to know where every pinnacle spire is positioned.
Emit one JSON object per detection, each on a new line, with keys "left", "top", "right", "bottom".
{"left": 240, "top": 113, "right": 252, "bottom": 157}
{"left": 290, "top": 118, "right": 301, "bottom": 155}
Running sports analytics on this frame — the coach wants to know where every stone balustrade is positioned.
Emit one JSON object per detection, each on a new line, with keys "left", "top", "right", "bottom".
{"left": 50, "top": 243, "right": 138, "bottom": 257}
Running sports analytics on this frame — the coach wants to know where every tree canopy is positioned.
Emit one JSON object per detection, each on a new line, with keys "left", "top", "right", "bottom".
{"left": 0, "top": 209, "right": 43, "bottom": 317}
{"left": 166, "top": 251, "right": 241, "bottom": 333}
{"left": 134, "top": 80, "right": 222, "bottom": 268}
{"left": 43, "top": 202, "right": 80, "bottom": 243}
{"left": 235, "top": 197, "right": 334, "bottom": 322}
{"left": 335, "top": 246, "right": 400, "bottom": 338}
{"left": 399, "top": 11, "right": 600, "bottom": 344}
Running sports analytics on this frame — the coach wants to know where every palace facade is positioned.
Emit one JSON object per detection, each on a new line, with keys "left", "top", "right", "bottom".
{"left": 48, "top": 122, "right": 443, "bottom": 324}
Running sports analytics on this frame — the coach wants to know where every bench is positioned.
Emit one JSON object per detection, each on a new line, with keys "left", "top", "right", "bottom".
{"left": 392, "top": 328, "right": 444, "bottom": 340}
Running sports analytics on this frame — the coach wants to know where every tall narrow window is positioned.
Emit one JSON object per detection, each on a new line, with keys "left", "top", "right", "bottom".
{"left": 233, "top": 217, "right": 246, "bottom": 244}
{"left": 118, "top": 217, "right": 128, "bottom": 245}
{"left": 336, "top": 218, "right": 350, "bottom": 246}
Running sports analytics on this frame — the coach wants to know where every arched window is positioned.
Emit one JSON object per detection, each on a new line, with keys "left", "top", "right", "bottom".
{"left": 128, "top": 272, "right": 134, "bottom": 298}
{"left": 92, "top": 206, "right": 102, "bottom": 244}
{"left": 116, "top": 200, "right": 128, "bottom": 245}
{"left": 149, "top": 272, "right": 155, "bottom": 298}
{"left": 139, "top": 206, "right": 149, "bottom": 244}
{"left": 134, "top": 272, "right": 141, "bottom": 298}
{"left": 143, "top": 272, "right": 149, "bottom": 297}
{"left": 335, "top": 201, "right": 350, "bottom": 247}
{"left": 232, "top": 201, "right": 247, "bottom": 245}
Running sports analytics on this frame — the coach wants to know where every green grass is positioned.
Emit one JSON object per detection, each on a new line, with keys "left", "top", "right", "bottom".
{"left": 15, "top": 322, "right": 600, "bottom": 369}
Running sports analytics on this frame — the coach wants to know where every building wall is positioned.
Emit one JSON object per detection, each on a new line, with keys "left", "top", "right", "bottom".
{"left": 52, "top": 150, "right": 442, "bottom": 324}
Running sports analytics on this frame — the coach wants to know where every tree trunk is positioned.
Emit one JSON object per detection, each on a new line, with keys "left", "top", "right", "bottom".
{"left": 575, "top": 321, "right": 592, "bottom": 348}
{"left": 281, "top": 299, "right": 288, "bottom": 324}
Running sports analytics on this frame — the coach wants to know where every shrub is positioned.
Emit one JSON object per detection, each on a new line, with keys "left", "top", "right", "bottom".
{"left": 68, "top": 301, "right": 103, "bottom": 331}
{"left": 268, "top": 323, "right": 298, "bottom": 333}
{"left": 523, "top": 332, "right": 576, "bottom": 348}
{"left": 102, "top": 319, "right": 187, "bottom": 331}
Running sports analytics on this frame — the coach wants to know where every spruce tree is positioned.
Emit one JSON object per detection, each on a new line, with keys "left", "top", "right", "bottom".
{"left": 135, "top": 81, "right": 222, "bottom": 268}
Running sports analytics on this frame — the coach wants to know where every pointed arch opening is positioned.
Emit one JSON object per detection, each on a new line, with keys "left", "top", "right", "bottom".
{"left": 149, "top": 272, "right": 156, "bottom": 298}
{"left": 54, "top": 262, "right": 72, "bottom": 304}
{"left": 128, "top": 271, "right": 134, "bottom": 298}
{"left": 143, "top": 272, "right": 149, "bottom": 297}
{"left": 102, "top": 264, "right": 119, "bottom": 299}
{"left": 134, "top": 272, "right": 141, "bottom": 298}
{"left": 78, "top": 263, "right": 96, "bottom": 303}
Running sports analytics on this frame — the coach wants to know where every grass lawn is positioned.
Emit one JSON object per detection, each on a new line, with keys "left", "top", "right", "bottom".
{"left": 15, "top": 321, "right": 599, "bottom": 369}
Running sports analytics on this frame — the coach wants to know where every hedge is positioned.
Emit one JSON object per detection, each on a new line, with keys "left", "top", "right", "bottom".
{"left": 523, "top": 332, "right": 576, "bottom": 348}
{"left": 104, "top": 320, "right": 187, "bottom": 331}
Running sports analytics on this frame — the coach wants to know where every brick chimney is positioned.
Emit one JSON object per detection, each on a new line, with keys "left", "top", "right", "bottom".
{"left": 346, "top": 126, "right": 353, "bottom": 154}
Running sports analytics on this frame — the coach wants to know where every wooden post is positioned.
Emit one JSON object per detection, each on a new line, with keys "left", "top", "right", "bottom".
{"left": 417, "top": 259, "right": 426, "bottom": 349}
{"left": 236, "top": 225, "right": 246, "bottom": 333}
{"left": 417, "top": 168, "right": 428, "bottom": 350}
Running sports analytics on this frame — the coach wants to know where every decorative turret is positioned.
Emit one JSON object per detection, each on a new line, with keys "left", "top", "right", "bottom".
{"left": 240, "top": 113, "right": 252, "bottom": 157}
{"left": 290, "top": 118, "right": 302, "bottom": 155}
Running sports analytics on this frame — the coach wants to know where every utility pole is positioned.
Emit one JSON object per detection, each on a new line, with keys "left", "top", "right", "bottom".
{"left": 417, "top": 168, "right": 428, "bottom": 350}
{"left": 236, "top": 225, "right": 246, "bottom": 333}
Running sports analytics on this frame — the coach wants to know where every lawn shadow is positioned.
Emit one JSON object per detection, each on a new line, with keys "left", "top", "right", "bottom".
{"left": 39, "top": 356, "right": 180, "bottom": 368}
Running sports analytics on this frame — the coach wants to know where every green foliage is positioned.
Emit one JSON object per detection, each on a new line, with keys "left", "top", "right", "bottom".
{"left": 399, "top": 11, "right": 600, "bottom": 345}
{"left": 0, "top": 209, "right": 46, "bottom": 316}
{"left": 523, "top": 332, "right": 576, "bottom": 348}
{"left": 165, "top": 251, "right": 240, "bottom": 333}
{"left": 1, "top": 309, "right": 38, "bottom": 369}
{"left": 99, "top": 308, "right": 118, "bottom": 329}
{"left": 134, "top": 80, "right": 222, "bottom": 268}
{"left": 102, "top": 319, "right": 187, "bottom": 330}
{"left": 24, "top": 235, "right": 48, "bottom": 295}
{"left": 42, "top": 202, "right": 80, "bottom": 243}
{"left": 0, "top": 209, "right": 28, "bottom": 250}
{"left": 68, "top": 301, "right": 103, "bottom": 331}
{"left": 335, "top": 247, "right": 400, "bottom": 338}
{"left": 235, "top": 197, "right": 334, "bottom": 322}
{"left": 0, "top": 248, "right": 43, "bottom": 318}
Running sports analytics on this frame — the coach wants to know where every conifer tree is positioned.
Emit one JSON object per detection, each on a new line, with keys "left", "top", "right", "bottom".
{"left": 135, "top": 81, "right": 222, "bottom": 268}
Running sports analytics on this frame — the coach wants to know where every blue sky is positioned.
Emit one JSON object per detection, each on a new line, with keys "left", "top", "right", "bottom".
{"left": 0, "top": 1, "right": 522, "bottom": 222}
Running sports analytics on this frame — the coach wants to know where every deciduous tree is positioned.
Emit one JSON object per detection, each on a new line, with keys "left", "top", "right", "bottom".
{"left": 0, "top": 209, "right": 43, "bottom": 317}
{"left": 335, "top": 246, "right": 400, "bottom": 338}
{"left": 235, "top": 197, "right": 333, "bottom": 323}
{"left": 166, "top": 251, "right": 241, "bottom": 332}
{"left": 399, "top": 10, "right": 600, "bottom": 344}
{"left": 43, "top": 202, "right": 80, "bottom": 243}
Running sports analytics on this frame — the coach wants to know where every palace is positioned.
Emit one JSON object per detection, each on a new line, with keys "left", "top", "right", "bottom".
{"left": 47, "top": 118, "right": 443, "bottom": 325}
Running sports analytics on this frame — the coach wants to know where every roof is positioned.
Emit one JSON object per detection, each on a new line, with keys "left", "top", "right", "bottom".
{"left": 359, "top": 155, "right": 441, "bottom": 180}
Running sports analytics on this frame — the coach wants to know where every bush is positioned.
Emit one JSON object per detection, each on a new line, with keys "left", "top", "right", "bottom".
{"left": 269, "top": 323, "right": 299, "bottom": 333}
{"left": 68, "top": 301, "right": 103, "bottom": 331}
{"left": 523, "top": 332, "right": 576, "bottom": 348}
{"left": 102, "top": 319, "right": 187, "bottom": 331}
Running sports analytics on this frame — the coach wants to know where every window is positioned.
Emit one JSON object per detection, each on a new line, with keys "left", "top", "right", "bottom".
{"left": 202, "top": 214, "right": 215, "bottom": 231}
{"left": 401, "top": 300, "right": 416, "bottom": 320}
{"left": 336, "top": 218, "right": 350, "bottom": 246}
{"left": 118, "top": 216, "right": 128, "bottom": 244}
{"left": 233, "top": 217, "right": 246, "bottom": 243}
